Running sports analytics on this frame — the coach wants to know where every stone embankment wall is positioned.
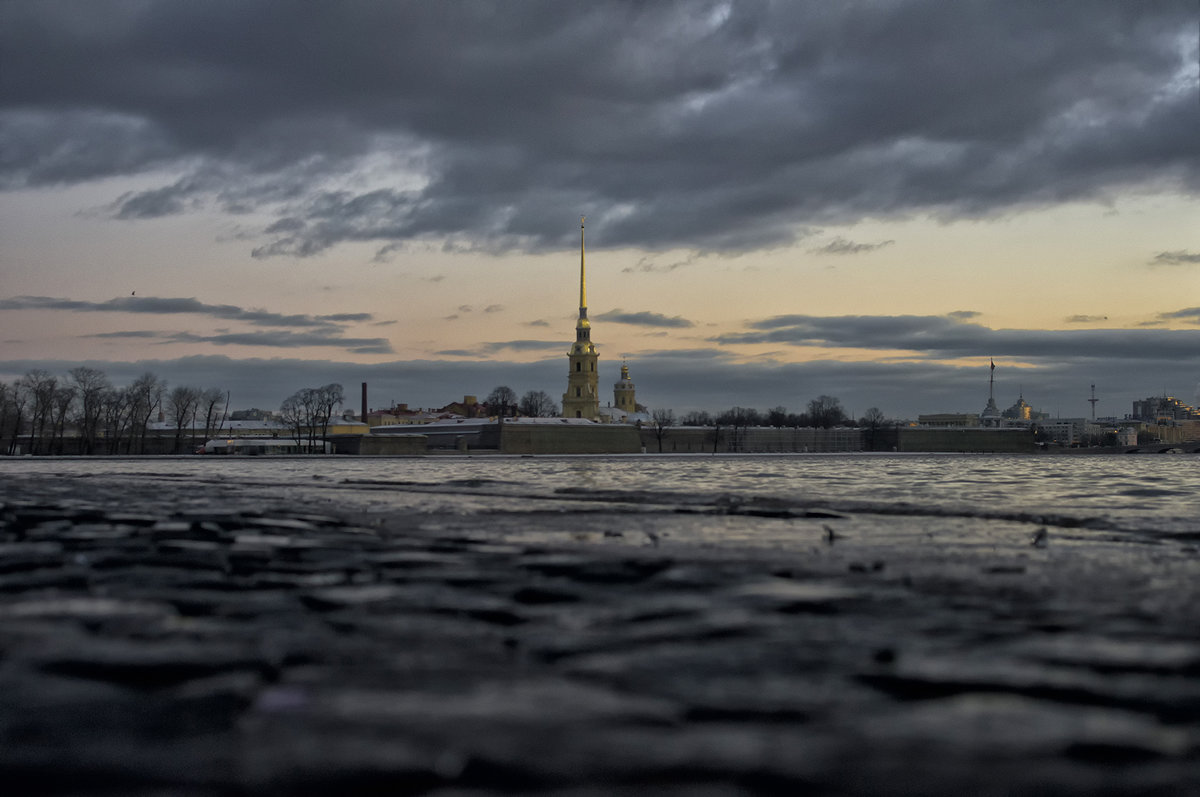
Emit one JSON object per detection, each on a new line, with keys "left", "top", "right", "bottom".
{"left": 896, "top": 427, "right": 1035, "bottom": 453}
{"left": 639, "top": 426, "right": 1036, "bottom": 454}
{"left": 640, "top": 426, "right": 864, "bottom": 453}
{"left": 330, "top": 434, "right": 428, "bottom": 455}
{"left": 500, "top": 423, "right": 642, "bottom": 454}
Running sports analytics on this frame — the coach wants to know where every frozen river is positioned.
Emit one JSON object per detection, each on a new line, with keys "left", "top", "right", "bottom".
{"left": 2, "top": 453, "right": 1198, "bottom": 794}
{"left": 5, "top": 451, "right": 1198, "bottom": 537}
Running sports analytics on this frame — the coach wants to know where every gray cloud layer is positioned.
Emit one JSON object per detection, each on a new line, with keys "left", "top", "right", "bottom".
{"left": 1152, "top": 250, "right": 1200, "bottom": 266}
{"left": 714, "top": 313, "right": 1200, "bottom": 361}
{"left": 2, "top": 2, "right": 1195, "bottom": 258}
{"left": 0, "top": 295, "right": 391, "bottom": 353}
{"left": 0, "top": 295, "right": 374, "bottom": 330}
{"left": 594, "top": 310, "right": 695, "bottom": 328}
{"left": 88, "top": 329, "right": 393, "bottom": 355}
{"left": 809, "top": 238, "right": 895, "bottom": 256}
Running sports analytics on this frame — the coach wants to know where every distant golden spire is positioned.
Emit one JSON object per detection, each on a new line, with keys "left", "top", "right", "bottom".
{"left": 579, "top": 215, "right": 587, "bottom": 314}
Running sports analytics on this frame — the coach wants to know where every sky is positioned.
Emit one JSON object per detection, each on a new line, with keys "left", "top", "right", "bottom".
{"left": 1, "top": 0, "right": 1198, "bottom": 421}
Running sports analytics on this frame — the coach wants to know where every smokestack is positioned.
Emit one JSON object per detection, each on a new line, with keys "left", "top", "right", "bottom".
{"left": 361, "top": 382, "right": 368, "bottom": 427}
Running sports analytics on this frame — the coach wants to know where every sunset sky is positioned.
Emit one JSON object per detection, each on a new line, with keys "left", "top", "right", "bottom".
{"left": 2, "top": 1, "right": 1198, "bottom": 420}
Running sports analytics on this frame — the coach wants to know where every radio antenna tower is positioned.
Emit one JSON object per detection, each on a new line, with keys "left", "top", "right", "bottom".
{"left": 1088, "top": 384, "right": 1099, "bottom": 420}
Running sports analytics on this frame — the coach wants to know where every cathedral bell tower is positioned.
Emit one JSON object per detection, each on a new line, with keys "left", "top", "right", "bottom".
{"left": 562, "top": 217, "right": 600, "bottom": 420}
{"left": 614, "top": 361, "right": 636, "bottom": 415}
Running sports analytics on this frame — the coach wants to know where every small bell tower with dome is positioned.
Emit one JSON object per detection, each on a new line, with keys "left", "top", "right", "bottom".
{"left": 614, "top": 361, "right": 636, "bottom": 415}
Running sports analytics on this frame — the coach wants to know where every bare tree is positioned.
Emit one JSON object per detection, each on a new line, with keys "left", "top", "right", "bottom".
{"left": 716, "top": 406, "right": 758, "bottom": 452}
{"left": 101, "top": 386, "right": 133, "bottom": 454}
{"left": 807, "top": 395, "right": 847, "bottom": 429}
{"left": 279, "top": 383, "right": 342, "bottom": 453}
{"left": 19, "top": 370, "right": 57, "bottom": 455}
{"left": 860, "top": 407, "right": 886, "bottom": 428}
{"left": 651, "top": 408, "right": 675, "bottom": 452}
{"left": 0, "top": 382, "right": 27, "bottom": 455}
{"left": 198, "top": 388, "right": 227, "bottom": 443}
{"left": 127, "top": 372, "right": 166, "bottom": 453}
{"left": 518, "top": 390, "right": 558, "bottom": 417}
{"left": 69, "top": 367, "right": 111, "bottom": 455}
{"left": 302, "top": 388, "right": 323, "bottom": 450}
{"left": 315, "top": 383, "right": 344, "bottom": 443}
{"left": 279, "top": 393, "right": 306, "bottom": 451}
{"left": 859, "top": 406, "right": 888, "bottom": 451}
{"left": 0, "top": 383, "right": 9, "bottom": 452}
{"left": 167, "top": 386, "right": 201, "bottom": 453}
{"left": 49, "top": 384, "right": 77, "bottom": 454}
{"left": 486, "top": 385, "right": 517, "bottom": 416}
{"left": 766, "top": 406, "right": 789, "bottom": 427}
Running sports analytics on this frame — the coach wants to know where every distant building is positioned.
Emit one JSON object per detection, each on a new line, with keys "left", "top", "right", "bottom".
{"left": 1035, "top": 418, "right": 1098, "bottom": 446}
{"left": 1115, "top": 427, "right": 1139, "bottom": 446}
{"left": 918, "top": 413, "right": 981, "bottom": 428}
{"left": 1131, "top": 396, "right": 1200, "bottom": 422}
{"left": 1002, "top": 394, "right": 1031, "bottom": 420}
{"left": 1002, "top": 392, "right": 1049, "bottom": 422}
{"left": 562, "top": 218, "right": 600, "bottom": 420}
{"left": 438, "top": 395, "right": 483, "bottom": 418}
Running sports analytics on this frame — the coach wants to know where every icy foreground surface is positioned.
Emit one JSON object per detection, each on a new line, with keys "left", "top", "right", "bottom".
{"left": 1, "top": 455, "right": 1198, "bottom": 795}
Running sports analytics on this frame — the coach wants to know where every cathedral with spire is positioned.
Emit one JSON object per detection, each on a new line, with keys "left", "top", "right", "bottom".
{"left": 560, "top": 217, "right": 647, "bottom": 423}
{"left": 562, "top": 217, "right": 601, "bottom": 419}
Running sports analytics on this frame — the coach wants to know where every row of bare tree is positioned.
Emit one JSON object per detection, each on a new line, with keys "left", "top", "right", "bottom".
{"left": 668, "top": 397, "right": 889, "bottom": 430}
{"left": 647, "top": 398, "right": 891, "bottom": 452}
{"left": 278, "top": 384, "right": 345, "bottom": 453}
{"left": 484, "top": 386, "right": 559, "bottom": 417}
{"left": 0, "top": 368, "right": 228, "bottom": 455}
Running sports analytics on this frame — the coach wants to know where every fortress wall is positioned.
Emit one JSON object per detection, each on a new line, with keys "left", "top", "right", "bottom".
{"left": 640, "top": 426, "right": 1034, "bottom": 454}
{"left": 639, "top": 426, "right": 865, "bottom": 453}
{"left": 330, "top": 434, "right": 428, "bottom": 455}
{"left": 338, "top": 424, "right": 1033, "bottom": 455}
{"left": 500, "top": 423, "right": 642, "bottom": 454}
{"left": 896, "top": 427, "right": 1035, "bottom": 453}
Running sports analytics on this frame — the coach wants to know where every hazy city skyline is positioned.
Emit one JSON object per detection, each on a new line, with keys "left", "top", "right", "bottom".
{"left": 2, "top": 2, "right": 1198, "bottom": 419}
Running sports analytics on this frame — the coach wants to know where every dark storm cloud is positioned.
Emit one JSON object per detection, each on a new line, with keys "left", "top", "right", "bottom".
{"left": 321, "top": 313, "right": 374, "bottom": 323}
{"left": 1160, "top": 307, "right": 1200, "bottom": 324}
{"left": 809, "top": 238, "right": 895, "bottom": 256}
{"left": 438, "top": 340, "right": 565, "bottom": 356}
{"left": 0, "top": 295, "right": 376, "bottom": 330}
{"left": 714, "top": 312, "right": 1200, "bottom": 360}
{"left": 481, "top": 340, "right": 564, "bottom": 354}
{"left": 1152, "top": 250, "right": 1200, "bottom": 266}
{"left": 593, "top": 310, "right": 695, "bottom": 328}
{"left": 112, "top": 179, "right": 196, "bottom": 218}
{"left": 2, "top": 1, "right": 1195, "bottom": 258}
{"left": 89, "top": 330, "right": 162, "bottom": 340}
{"left": 623, "top": 253, "right": 704, "bottom": 274}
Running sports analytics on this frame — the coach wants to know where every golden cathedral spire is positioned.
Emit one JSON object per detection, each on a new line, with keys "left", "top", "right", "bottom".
{"left": 578, "top": 215, "right": 587, "bottom": 320}
{"left": 563, "top": 216, "right": 600, "bottom": 420}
